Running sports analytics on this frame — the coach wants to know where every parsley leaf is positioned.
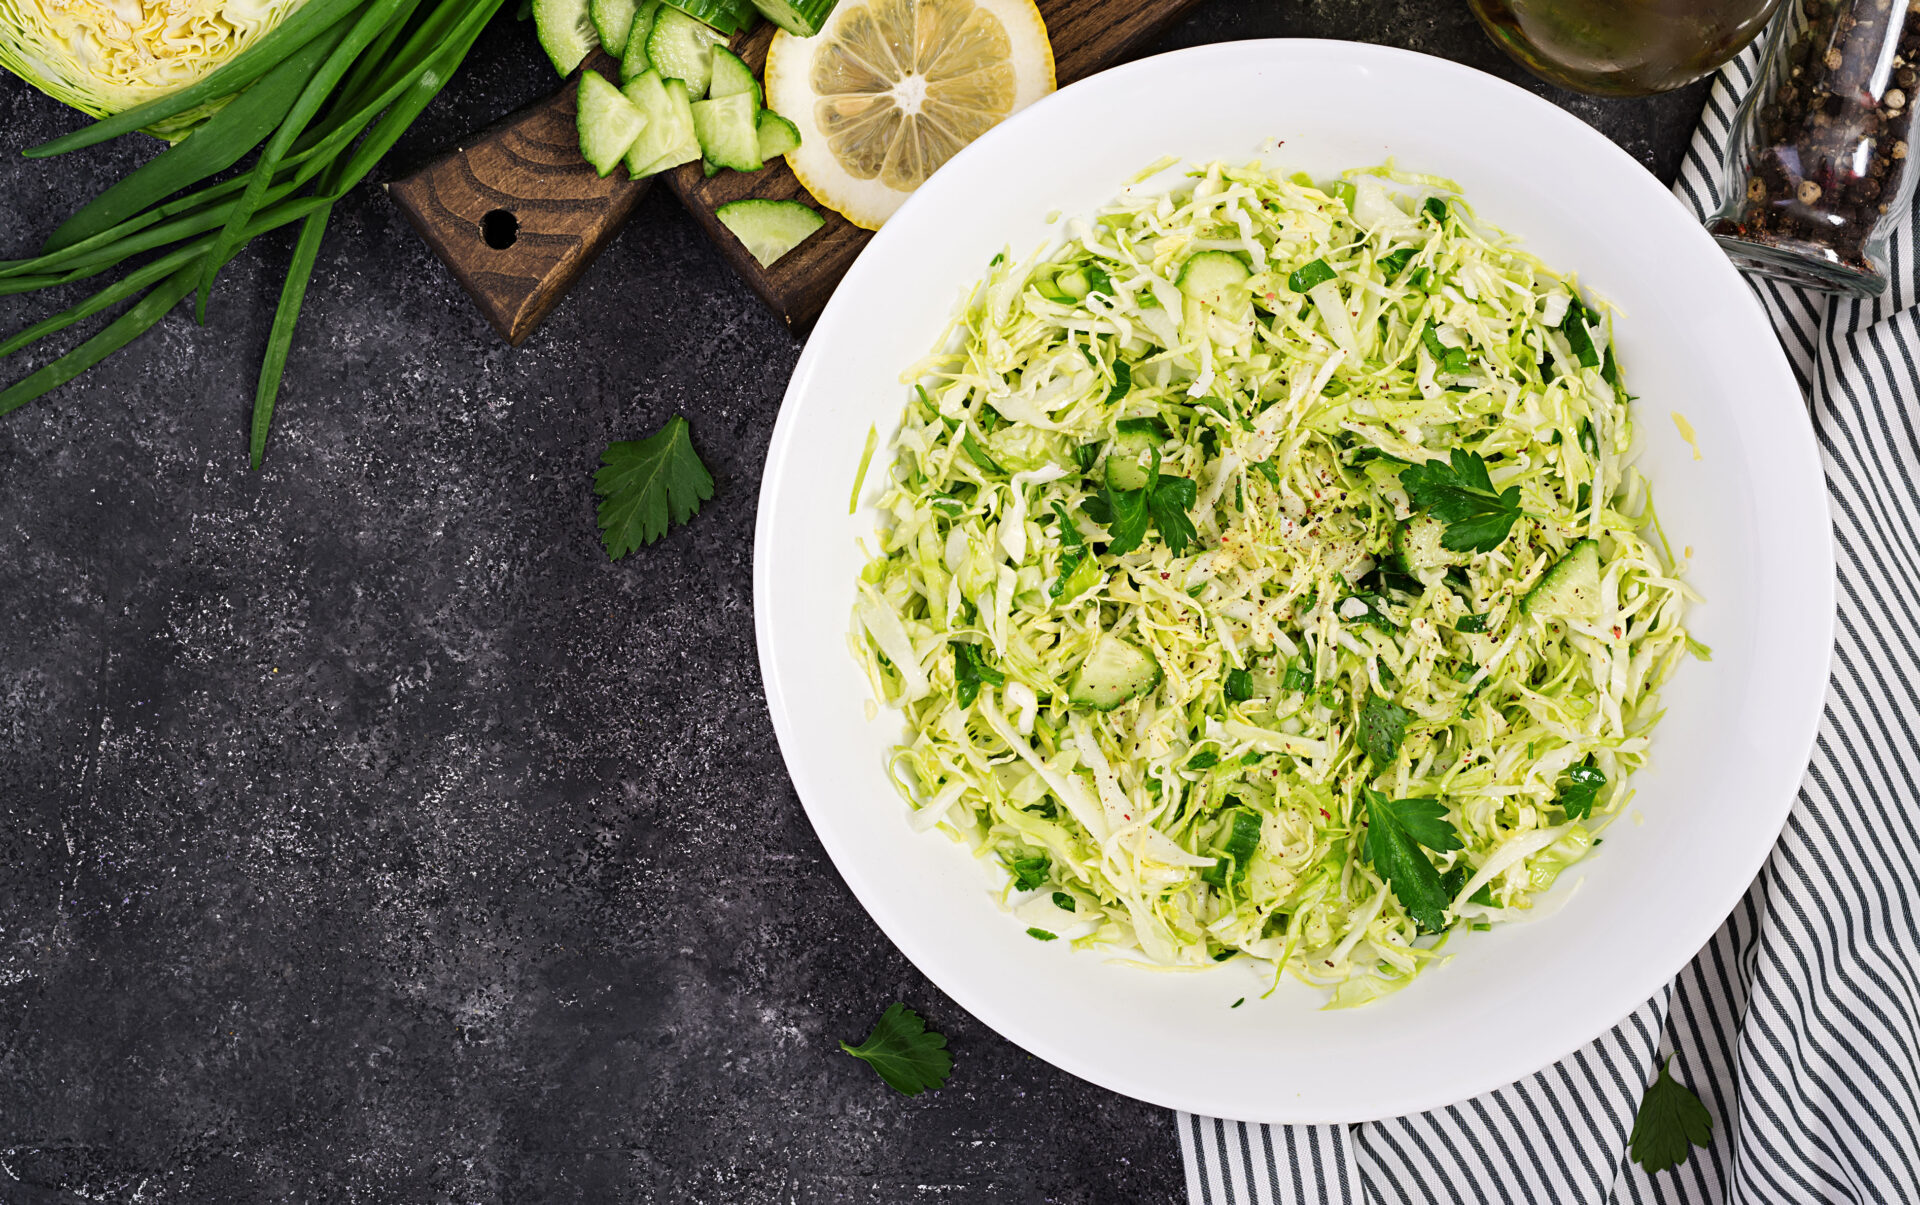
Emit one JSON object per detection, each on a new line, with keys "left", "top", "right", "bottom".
{"left": 1564, "top": 303, "right": 1602, "bottom": 368}
{"left": 1147, "top": 472, "right": 1199, "bottom": 556}
{"left": 1101, "top": 467, "right": 1152, "bottom": 556}
{"left": 1557, "top": 760, "right": 1607, "bottom": 819}
{"left": 1399, "top": 448, "right": 1524, "bottom": 553}
{"left": 1004, "top": 851, "right": 1049, "bottom": 891}
{"left": 1105, "top": 359, "right": 1132, "bottom": 404}
{"left": 1092, "top": 449, "right": 1197, "bottom": 557}
{"left": 1629, "top": 1059, "right": 1713, "bottom": 1173}
{"left": 840, "top": 1003, "right": 952, "bottom": 1096}
{"left": 1360, "top": 691, "right": 1413, "bottom": 768}
{"left": 1288, "top": 257, "right": 1336, "bottom": 292}
{"left": 951, "top": 641, "right": 1004, "bottom": 708}
{"left": 1052, "top": 891, "right": 1077, "bottom": 911}
{"left": 594, "top": 416, "right": 714, "bottom": 559}
{"left": 1363, "top": 789, "right": 1462, "bottom": 932}
{"left": 1026, "top": 927, "right": 1058, "bottom": 941}
{"left": 1379, "top": 247, "right": 1416, "bottom": 278}
{"left": 1224, "top": 668, "right": 1254, "bottom": 701}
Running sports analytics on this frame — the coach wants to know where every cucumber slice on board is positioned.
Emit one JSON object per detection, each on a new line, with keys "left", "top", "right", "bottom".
{"left": 661, "top": 0, "right": 757, "bottom": 33}
{"left": 1176, "top": 250, "right": 1252, "bottom": 309}
{"left": 755, "top": 110, "right": 800, "bottom": 159}
{"left": 1066, "top": 634, "right": 1162, "bottom": 711}
{"left": 591, "top": 0, "right": 637, "bottom": 55}
{"left": 707, "top": 46, "right": 761, "bottom": 103}
{"left": 647, "top": 6, "right": 727, "bottom": 98}
{"left": 714, "top": 199, "right": 825, "bottom": 268}
{"left": 748, "top": 0, "right": 836, "bottom": 35}
{"left": 577, "top": 69, "right": 649, "bottom": 175}
{"left": 626, "top": 75, "right": 702, "bottom": 176}
{"left": 691, "top": 92, "right": 762, "bottom": 172}
{"left": 534, "top": 0, "right": 599, "bottom": 75}
{"left": 619, "top": 0, "right": 662, "bottom": 80}
{"left": 1521, "top": 539, "right": 1602, "bottom": 623}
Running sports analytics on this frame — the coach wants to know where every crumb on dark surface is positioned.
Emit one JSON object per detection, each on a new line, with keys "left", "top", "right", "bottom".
{"left": 0, "top": 5, "right": 1702, "bottom": 1202}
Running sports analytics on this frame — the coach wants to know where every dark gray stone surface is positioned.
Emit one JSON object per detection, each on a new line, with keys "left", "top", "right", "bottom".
{"left": 0, "top": 5, "right": 1706, "bottom": 1202}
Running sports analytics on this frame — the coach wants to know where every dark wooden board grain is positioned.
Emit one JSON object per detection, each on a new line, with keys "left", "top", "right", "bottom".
{"left": 393, "top": 1, "right": 1204, "bottom": 343}
{"left": 387, "top": 51, "right": 650, "bottom": 346}
{"left": 671, "top": 0, "right": 1208, "bottom": 329}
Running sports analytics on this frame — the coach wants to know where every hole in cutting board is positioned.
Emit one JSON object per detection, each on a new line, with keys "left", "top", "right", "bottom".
{"left": 481, "top": 209, "right": 518, "bottom": 249}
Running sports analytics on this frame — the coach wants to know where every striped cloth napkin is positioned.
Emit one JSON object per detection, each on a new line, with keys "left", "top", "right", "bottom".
{"left": 1181, "top": 37, "right": 1920, "bottom": 1205}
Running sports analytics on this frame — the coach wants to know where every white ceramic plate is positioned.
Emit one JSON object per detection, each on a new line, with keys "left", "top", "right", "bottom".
{"left": 754, "top": 40, "right": 1832, "bottom": 1122}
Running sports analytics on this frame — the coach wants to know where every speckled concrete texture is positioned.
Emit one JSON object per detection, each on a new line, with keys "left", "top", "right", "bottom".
{"left": 0, "top": 5, "right": 1706, "bottom": 1202}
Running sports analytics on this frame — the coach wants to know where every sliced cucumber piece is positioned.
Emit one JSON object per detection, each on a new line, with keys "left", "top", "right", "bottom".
{"left": 1521, "top": 539, "right": 1602, "bottom": 623}
{"left": 1391, "top": 513, "right": 1467, "bottom": 574}
{"left": 618, "top": 0, "right": 662, "bottom": 77}
{"left": 1176, "top": 250, "right": 1251, "bottom": 309}
{"left": 1104, "top": 427, "right": 1157, "bottom": 491}
{"left": 662, "top": 0, "right": 758, "bottom": 33}
{"left": 715, "top": 199, "right": 824, "bottom": 268}
{"left": 749, "top": 0, "right": 836, "bottom": 34}
{"left": 591, "top": 0, "right": 637, "bottom": 55}
{"left": 707, "top": 46, "right": 760, "bottom": 103}
{"left": 577, "top": 69, "right": 649, "bottom": 176}
{"left": 646, "top": 6, "right": 726, "bottom": 98}
{"left": 534, "top": 0, "right": 599, "bottom": 76}
{"left": 623, "top": 73, "right": 701, "bottom": 176}
{"left": 691, "top": 92, "right": 762, "bottom": 172}
{"left": 1067, "top": 634, "right": 1162, "bottom": 711}
{"left": 755, "top": 110, "right": 801, "bottom": 159}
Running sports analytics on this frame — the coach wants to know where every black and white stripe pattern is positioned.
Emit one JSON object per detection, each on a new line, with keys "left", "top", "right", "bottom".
{"left": 1183, "top": 35, "right": 1920, "bottom": 1205}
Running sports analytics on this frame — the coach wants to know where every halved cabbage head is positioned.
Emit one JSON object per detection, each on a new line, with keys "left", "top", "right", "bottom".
{"left": 0, "top": 0, "right": 308, "bottom": 140}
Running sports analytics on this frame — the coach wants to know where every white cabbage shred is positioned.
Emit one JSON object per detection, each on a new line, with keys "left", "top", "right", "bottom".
{"left": 854, "top": 161, "right": 1695, "bottom": 1004}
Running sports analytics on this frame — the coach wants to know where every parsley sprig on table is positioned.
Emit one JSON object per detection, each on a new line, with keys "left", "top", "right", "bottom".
{"left": 841, "top": 1003, "right": 953, "bottom": 1096}
{"left": 1630, "top": 1058, "right": 1714, "bottom": 1173}
{"left": 1399, "top": 449, "right": 1524, "bottom": 553}
{"left": 594, "top": 415, "right": 714, "bottom": 559}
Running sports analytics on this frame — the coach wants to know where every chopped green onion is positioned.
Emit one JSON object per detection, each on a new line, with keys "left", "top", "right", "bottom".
{"left": 850, "top": 423, "right": 879, "bottom": 513}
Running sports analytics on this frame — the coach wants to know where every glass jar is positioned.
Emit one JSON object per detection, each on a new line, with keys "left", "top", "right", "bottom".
{"left": 1468, "top": 0, "right": 1786, "bottom": 96}
{"left": 1708, "top": 0, "right": 1920, "bottom": 295}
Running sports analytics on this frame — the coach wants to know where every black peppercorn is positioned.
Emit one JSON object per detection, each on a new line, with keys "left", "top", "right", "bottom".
{"left": 1714, "top": 0, "right": 1920, "bottom": 289}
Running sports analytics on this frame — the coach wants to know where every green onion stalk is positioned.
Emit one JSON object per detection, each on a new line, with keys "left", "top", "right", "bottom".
{"left": 0, "top": 0, "right": 511, "bottom": 466}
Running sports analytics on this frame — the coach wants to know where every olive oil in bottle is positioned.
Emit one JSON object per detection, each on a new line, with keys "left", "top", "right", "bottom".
{"left": 1469, "top": 0, "right": 1785, "bottom": 95}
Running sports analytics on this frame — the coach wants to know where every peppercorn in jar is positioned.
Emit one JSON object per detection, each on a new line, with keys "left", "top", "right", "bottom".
{"left": 1710, "top": 0, "right": 1920, "bottom": 295}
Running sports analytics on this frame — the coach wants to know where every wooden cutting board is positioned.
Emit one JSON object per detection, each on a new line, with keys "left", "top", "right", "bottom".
{"left": 390, "top": 0, "right": 1205, "bottom": 342}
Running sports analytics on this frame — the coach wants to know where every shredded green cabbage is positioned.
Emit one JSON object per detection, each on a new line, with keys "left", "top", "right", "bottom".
{"left": 851, "top": 160, "right": 1696, "bottom": 1004}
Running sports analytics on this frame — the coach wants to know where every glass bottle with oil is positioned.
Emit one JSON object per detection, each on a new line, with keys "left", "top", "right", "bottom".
{"left": 1469, "top": 0, "right": 1786, "bottom": 95}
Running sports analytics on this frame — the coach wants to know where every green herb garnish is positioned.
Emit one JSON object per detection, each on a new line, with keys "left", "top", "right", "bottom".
{"left": 594, "top": 415, "right": 715, "bottom": 559}
{"left": 1399, "top": 448, "right": 1524, "bottom": 553}
{"left": 1629, "top": 1059, "right": 1713, "bottom": 1173}
{"left": 1289, "top": 258, "right": 1336, "bottom": 292}
{"left": 1363, "top": 788, "right": 1463, "bottom": 932}
{"left": 841, "top": 1004, "right": 952, "bottom": 1097}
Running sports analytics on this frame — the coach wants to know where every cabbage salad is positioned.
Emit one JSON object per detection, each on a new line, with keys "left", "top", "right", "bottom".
{"left": 851, "top": 161, "right": 1697, "bottom": 1005}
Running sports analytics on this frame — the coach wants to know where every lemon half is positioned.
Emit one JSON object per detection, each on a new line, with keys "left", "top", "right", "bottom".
{"left": 765, "top": 0, "right": 1055, "bottom": 230}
